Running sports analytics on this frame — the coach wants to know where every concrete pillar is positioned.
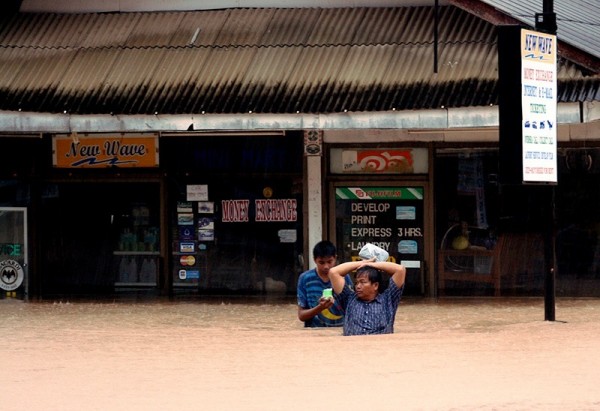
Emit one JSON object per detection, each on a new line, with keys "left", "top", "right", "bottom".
{"left": 304, "top": 130, "right": 323, "bottom": 270}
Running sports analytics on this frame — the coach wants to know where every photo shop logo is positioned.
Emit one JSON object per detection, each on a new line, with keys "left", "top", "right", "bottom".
{"left": 0, "top": 259, "right": 24, "bottom": 291}
{"left": 357, "top": 150, "right": 414, "bottom": 173}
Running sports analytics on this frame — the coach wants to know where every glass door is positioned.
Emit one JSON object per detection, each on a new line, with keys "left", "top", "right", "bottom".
{"left": 0, "top": 207, "right": 28, "bottom": 299}
{"left": 333, "top": 185, "right": 426, "bottom": 296}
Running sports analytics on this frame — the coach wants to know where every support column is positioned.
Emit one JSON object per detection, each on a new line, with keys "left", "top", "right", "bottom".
{"left": 304, "top": 130, "right": 324, "bottom": 270}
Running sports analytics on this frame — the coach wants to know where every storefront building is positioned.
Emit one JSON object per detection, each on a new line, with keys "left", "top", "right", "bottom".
{"left": 1, "top": 3, "right": 600, "bottom": 300}
{"left": 1, "top": 131, "right": 305, "bottom": 298}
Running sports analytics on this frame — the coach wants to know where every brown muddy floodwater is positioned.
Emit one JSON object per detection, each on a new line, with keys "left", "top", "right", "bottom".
{"left": 2, "top": 297, "right": 600, "bottom": 411}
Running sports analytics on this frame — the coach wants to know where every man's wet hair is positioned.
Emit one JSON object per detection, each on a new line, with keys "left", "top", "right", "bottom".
{"left": 356, "top": 266, "right": 382, "bottom": 286}
{"left": 313, "top": 240, "right": 337, "bottom": 259}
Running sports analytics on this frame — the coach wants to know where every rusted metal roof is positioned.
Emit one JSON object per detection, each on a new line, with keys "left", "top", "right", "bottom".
{"left": 0, "top": 6, "right": 598, "bottom": 115}
{"left": 448, "top": 0, "right": 600, "bottom": 74}
{"left": 475, "top": 0, "right": 600, "bottom": 61}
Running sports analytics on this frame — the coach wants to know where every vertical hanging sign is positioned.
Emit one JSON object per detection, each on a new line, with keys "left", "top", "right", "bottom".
{"left": 498, "top": 26, "right": 557, "bottom": 185}
{"left": 521, "top": 29, "right": 557, "bottom": 183}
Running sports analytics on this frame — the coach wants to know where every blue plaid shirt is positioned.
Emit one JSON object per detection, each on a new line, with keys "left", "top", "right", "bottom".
{"left": 336, "top": 280, "right": 404, "bottom": 336}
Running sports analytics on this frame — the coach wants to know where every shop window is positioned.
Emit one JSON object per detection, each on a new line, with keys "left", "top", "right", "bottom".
{"left": 436, "top": 148, "right": 600, "bottom": 297}
{"left": 555, "top": 148, "right": 600, "bottom": 295}
{"left": 435, "top": 150, "right": 505, "bottom": 296}
{"left": 163, "top": 134, "right": 303, "bottom": 296}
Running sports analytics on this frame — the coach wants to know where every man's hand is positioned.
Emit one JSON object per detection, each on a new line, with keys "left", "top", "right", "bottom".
{"left": 357, "top": 257, "right": 377, "bottom": 270}
{"left": 317, "top": 296, "right": 335, "bottom": 310}
{"left": 298, "top": 296, "right": 335, "bottom": 322}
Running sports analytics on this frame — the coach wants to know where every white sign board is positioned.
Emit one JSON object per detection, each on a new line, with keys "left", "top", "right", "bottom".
{"left": 521, "top": 29, "right": 557, "bottom": 183}
{"left": 186, "top": 185, "right": 208, "bottom": 201}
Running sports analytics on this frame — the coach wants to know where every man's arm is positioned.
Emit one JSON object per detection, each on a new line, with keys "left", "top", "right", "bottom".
{"left": 367, "top": 261, "right": 406, "bottom": 288}
{"left": 328, "top": 259, "right": 370, "bottom": 293}
{"left": 329, "top": 259, "right": 406, "bottom": 292}
{"left": 297, "top": 298, "right": 334, "bottom": 322}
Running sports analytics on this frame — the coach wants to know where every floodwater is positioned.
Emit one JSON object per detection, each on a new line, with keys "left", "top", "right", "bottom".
{"left": 2, "top": 297, "right": 600, "bottom": 411}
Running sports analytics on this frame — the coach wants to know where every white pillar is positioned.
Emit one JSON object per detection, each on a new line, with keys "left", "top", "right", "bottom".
{"left": 304, "top": 130, "right": 324, "bottom": 270}
{"left": 306, "top": 155, "right": 322, "bottom": 269}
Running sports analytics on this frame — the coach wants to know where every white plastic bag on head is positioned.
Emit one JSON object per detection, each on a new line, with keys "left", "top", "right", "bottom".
{"left": 358, "top": 243, "right": 389, "bottom": 262}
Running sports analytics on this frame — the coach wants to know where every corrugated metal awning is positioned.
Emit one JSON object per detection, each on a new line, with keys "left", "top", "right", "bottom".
{"left": 0, "top": 6, "right": 598, "bottom": 116}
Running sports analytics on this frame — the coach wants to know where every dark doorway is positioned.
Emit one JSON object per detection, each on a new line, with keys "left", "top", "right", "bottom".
{"left": 39, "top": 183, "right": 160, "bottom": 298}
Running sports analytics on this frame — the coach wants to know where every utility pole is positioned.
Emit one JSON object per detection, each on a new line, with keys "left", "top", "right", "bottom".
{"left": 535, "top": 1, "right": 557, "bottom": 321}
{"left": 536, "top": 0, "right": 557, "bottom": 35}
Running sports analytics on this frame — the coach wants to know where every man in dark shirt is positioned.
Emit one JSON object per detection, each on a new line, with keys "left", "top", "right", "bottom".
{"left": 297, "top": 241, "right": 352, "bottom": 327}
{"left": 328, "top": 258, "right": 406, "bottom": 336}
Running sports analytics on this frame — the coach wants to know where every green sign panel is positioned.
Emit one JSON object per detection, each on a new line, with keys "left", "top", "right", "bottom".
{"left": 336, "top": 187, "right": 424, "bottom": 200}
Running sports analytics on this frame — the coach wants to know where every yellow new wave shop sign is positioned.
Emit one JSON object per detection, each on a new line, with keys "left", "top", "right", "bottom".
{"left": 53, "top": 134, "right": 159, "bottom": 168}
